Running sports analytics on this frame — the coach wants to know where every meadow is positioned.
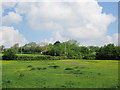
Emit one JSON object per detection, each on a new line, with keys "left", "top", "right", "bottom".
{"left": 2, "top": 60, "right": 119, "bottom": 88}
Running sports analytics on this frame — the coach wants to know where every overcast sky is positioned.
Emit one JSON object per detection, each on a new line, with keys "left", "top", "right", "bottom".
{"left": 1, "top": 0, "right": 119, "bottom": 47}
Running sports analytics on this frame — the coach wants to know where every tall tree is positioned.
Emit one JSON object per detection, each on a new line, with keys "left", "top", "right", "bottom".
{"left": 0, "top": 45, "right": 5, "bottom": 53}
{"left": 11, "top": 43, "right": 19, "bottom": 53}
{"left": 96, "top": 44, "right": 116, "bottom": 60}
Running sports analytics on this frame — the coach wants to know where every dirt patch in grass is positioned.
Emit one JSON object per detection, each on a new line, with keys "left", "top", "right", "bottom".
{"left": 56, "top": 74, "right": 79, "bottom": 76}
{"left": 61, "top": 61, "right": 91, "bottom": 65}
{"left": 62, "top": 61, "right": 78, "bottom": 65}
{"left": 79, "top": 63, "right": 90, "bottom": 65}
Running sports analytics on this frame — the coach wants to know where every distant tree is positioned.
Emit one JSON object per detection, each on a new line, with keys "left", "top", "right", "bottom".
{"left": 88, "top": 46, "right": 99, "bottom": 53}
{"left": 114, "top": 46, "right": 120, "bottom": 60}
{"left": 22, "top": 42, "right": 40, "bottom": 54}
{"left": 96, "top": 44, "right": 116, "bottom": 60}
{"left": 79, "top": 46, "right": 90, "bottom": 59}
{"left": 11, "top": 43, "right": 19, "bottom": 53}
{"left": 0, "top": 45, "right": 5, "bottom": 53}
{"left": 54, "top": 41, "right": 61, "bottom": 45}
{"left": 2, "top": 49, "right": 17, "bottom": 60}
{"left": 80, "top": 46, "right": 89, "bottom": 54}
{"left": 67, "top": 40, "right": 80, "bottom": 46}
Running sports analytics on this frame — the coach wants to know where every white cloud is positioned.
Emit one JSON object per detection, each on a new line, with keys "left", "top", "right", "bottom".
{"left": 0, "top": 4, "right": 2, "bottom": 26}
{"left": 2, "top": 0, "right": 117, "bottom": 46}
{"left": 42, "top": 31, "right": 69, "bottom": 44}
{"left": 2, "top": 2, "right": 16, "bottom": 9}
{"left": 2, "top": 2, "right": 16, "bottom": 14}
{"left": 0, "top": 26, "right": 28, "bottom": 48}
{"left": 2, "top": 0, "right": 119, "bottom": 3}
{"left": 79, "top": 33, "right": 120, "bottom": 46}
{"left": 112, "top": 33, "right": 120, "bottom": 45}
{"left": 2, "top": 12, "right": 22, "bottom": 25}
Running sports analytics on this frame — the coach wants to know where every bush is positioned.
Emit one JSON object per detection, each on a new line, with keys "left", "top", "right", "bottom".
{"left": 2, "top": 49, "right": 17, "bottom": 60}
{"left": 49, "top": 65, "right": 60, "bottom": 69}
{"left": 65, "top": 68, "right": 74, "bottom": 70}
{"left": 82, "top": 54, "right": 96, "bottom": 60}
{"left": 16, "top": 55, "right": 66, "bottom": 60}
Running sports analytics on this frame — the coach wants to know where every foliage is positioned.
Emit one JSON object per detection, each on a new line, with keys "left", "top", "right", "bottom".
{"left": 18, "top": 42, "right": 43, "bottom": 54}
{"left": 2, "top": 49, "right": 17, "bottom": 60}
{"left": 0, "top": 45, "right": 4, "bottom": 53}
{"left": 11, "top": 43, "right": 19, "bottom": 53}
{"left": 16, "top": 54, "right": 66, "bottom": 60}
{"left": 96, "top": 44, "right": 120, "bottom": 60}
{"left": 54, "top": 41, "right": 61, "bottom": 45}
{"left": 1, "top": 40, "right": 120, "bottom": 60}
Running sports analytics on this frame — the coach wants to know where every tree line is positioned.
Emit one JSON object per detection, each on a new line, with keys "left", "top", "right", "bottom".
{"left": 1, "top": 40, "right": 120, "bottom": 60}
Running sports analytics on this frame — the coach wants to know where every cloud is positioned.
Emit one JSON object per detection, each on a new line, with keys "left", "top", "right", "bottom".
{"left": 112, "top": 33, "right": 120, "bottom": 45}
{"left": 2, "top": 12, "right": 22, "bottom": 25}
{"left": 0, "top": 5, "right": 2, "bottom": 26}
{"left": 80, "top": 33, "right": 120, "bottom": 46}
{"left": 2, "top": 2, "right": 16, "bottom": 14}
{"left": 0, "top": 26, "right": 28, "bottom": 48}
{"left": 2, "top": 2, "right": 16, "bottom": 9}
{"left": 2, "top": 0, "right": 117, "bottom": 46}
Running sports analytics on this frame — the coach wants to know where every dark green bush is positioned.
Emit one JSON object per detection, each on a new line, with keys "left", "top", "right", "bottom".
{"left": 83, "top": 54, "right": 96, "bottom": 60}
{"left": 2, "top": 49, "right": 17, "bottom": 60}
{"left": 65, "top": 68, "right": 74, "bottom": 70}
{"left": 49, "top": 65, "right": 60, "bottom": 69}
{"left": 16, "top": 55, "right": 66, "bottom": 60}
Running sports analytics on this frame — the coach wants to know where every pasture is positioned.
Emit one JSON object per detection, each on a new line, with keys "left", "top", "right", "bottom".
{"left": 2, "top": 60, "right": 119, "bottom": 88}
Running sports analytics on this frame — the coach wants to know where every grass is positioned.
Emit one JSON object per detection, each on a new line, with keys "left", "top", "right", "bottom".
{"left": 0, "top": 54, "right": 3, "bottom": 57}
{"left": 2, "top": 60, "right": 119, "bottom": 88}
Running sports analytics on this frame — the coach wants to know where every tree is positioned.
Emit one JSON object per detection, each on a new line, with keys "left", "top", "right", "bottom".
{"left": 11, "top": 43, "right": 19, "bottom": 53}
{"left": 2, "top": 49, "right": 17, "bottom": 60}
{"left": 67, "top": 40, "right": 80, "bottom": 46}
{"left": 88, "top": 46, "right": 99, "bottom": 53}
{"left": 114, "top": 46, "right": 120, "bottom": 60}
{"left": 47, "top": 42, "right": 63, "bottom": 56}
{"left": 21, "top": 42, "right": 40, "bottom": 54}
{"left": 54, "top": 41, "right": 60, "bottom": 45}
{"left": 96, "top": 44, "right": 116, "bottom": 60}
{"left": 80, "top": 47, "right": 89, "bottom": 54}
{"left": 0, "top": 45, "right": 4, "bottom": 53}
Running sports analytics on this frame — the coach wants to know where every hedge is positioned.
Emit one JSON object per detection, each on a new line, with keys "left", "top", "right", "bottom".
{"left": 16, "top": 55, "right": 66, "bottom": 60}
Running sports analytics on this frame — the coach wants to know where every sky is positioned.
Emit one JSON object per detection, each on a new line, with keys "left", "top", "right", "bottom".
{"left": 0, "top": 0, "right": 119, "bottom": 48}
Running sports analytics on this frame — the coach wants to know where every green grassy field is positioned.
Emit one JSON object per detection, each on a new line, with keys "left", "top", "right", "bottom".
{"left": 2, "top": 60, "right": 119, "bottom": 88}
{"left": 0, "top": 54, "right": 3, "bottom": 57}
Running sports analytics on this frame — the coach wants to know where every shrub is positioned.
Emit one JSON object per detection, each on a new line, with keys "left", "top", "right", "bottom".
{"left": 37, "top": 67, "right": 41, "bottom": 70}
{"left": 16, "top": 55, "right": 66, "bottom": 60}
{"left": 70, "top": 70, "right": 82, "bottom": 74}
{"left": 19, "top": 73, "right": 24, "bottom": 77}
{"left": 83, "top": 54, "right": 96, "bottom": 60}
{"left": 30, "top": 68, "right": 36, "bottom": 70}
{"left": 27, "top": 65, "right": 32, "bottom": 68}
{"left": 49, "top": 65, "right": 60, "bottom": 69}
{"left": 36, "top": 67, "right": 47, "bottom": 70}
{"left": 6, "top": 80, "right": 11, "bottom": 83}
{"left": 2, "top": 49, "right": 17, "bottom": 60}
{"left": 65, "top": 68, "right": 74, "bottom": 70}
